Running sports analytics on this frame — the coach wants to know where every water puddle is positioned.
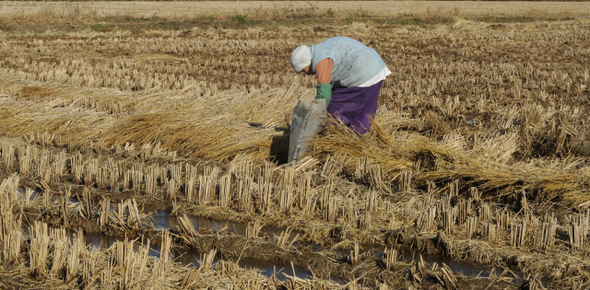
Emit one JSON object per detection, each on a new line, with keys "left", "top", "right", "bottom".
{"left": 83, "top": 231, "right": 315, "bottom": 281}
{"left": 152, "top": 209, "right": 239, "bottom": 233}
{"left": 151, "top": 209, "right": 498, "bottom": 279}
{"left": 411, "top": 251, "right": 495, "bottom": 278}
{"left": 152, "top": 209, "right": 300, "bottom": 241}
{"left": 172, "top": 249, "right": 316, "bottom": 281}
{"left": 19, "top": 202, "right": 507, "bottom": 283}
{"left": 17, "top": 187, "right": 80, "bottom": 209}
{"left": 237, "top": 258, "right": 315, "bottom": 281}
{"left": 377, "top": 247, "right": 495, "bottom": 278}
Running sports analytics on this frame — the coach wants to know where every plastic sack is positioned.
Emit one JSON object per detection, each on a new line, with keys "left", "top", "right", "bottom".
{"left": 288, "top": 99, "right": 327, "bottom": 162}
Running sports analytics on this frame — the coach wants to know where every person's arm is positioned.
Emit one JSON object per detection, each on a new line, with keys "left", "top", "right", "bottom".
{"left": 315, "top": 58, "right": 334, "bottom": 106}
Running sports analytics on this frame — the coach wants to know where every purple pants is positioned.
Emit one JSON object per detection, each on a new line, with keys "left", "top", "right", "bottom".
{"left": 327, "top": 81, "right": 383, "bottom": 134}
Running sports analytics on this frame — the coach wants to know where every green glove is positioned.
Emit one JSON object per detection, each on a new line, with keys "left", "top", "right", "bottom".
{"left": 315, "top": 83, "right": 332, "bottom": 107}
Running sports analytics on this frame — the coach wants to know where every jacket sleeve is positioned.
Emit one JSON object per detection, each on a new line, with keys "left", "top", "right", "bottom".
{"left": 314, "top": 59, "right": 334, "bottom": 106}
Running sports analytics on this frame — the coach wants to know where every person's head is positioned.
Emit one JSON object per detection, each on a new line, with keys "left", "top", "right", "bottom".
{"left": 290, "top": 45, "right": 312, "bottom": 74}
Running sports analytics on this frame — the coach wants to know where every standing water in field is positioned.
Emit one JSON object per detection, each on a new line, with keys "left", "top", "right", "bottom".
{"left": 83, "top": 231, "right": 316, "bottom": 281}
{"left": 150, "top": 210, "right": 501, "bottom": 280}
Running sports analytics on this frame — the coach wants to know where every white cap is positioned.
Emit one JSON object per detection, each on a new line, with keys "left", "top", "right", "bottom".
{"left": 290, "top": 45, "right": 311, "bottom": 73}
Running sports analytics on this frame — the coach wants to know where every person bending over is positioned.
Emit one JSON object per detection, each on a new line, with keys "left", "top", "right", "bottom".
{"left": 290, "top": 36, "right": 390, "bottom": 134}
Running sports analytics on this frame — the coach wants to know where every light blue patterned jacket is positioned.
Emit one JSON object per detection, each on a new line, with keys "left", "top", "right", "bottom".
{"left": 310, "top": 36, "right": 387, "bottom": 88}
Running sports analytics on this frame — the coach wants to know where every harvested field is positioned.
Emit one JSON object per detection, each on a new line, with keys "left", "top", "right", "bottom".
{"left": 1, "top": 1, "right": 590, "bottom": 20}
{"left": 1, "top": 2, "right": 590, "bottom": 289}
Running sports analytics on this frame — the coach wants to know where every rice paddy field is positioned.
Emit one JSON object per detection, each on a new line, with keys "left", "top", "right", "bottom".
{"left": 1, "top": 1, "right": 590, "bottom": 289}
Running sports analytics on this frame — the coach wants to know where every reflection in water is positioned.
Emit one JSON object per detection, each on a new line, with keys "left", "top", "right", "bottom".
{"left": 18, "top": 187, "right": 78, "bottom": 208}
{"left": 372, "top": 247, "right": 495, "bottom": 278}
{"left": 83, "top": 231, "right": 315, "bottom": 281}
{"left": 412, "top": 251, "right": 494, "bottom": 278}
{"left": 152, "top": 209, "right": 177, "bottom": 230}
{"left": 171, "top": 248, "right": 316, "bottom": 281}
{"left": 152, "top": 210, "right": 300, "bottom": 241}
{"left": 85, "top": 232, "right": 117, "bottom": 250}
{"left": 237, "top": 258, "right": 314, "bottom": 281}
{"left": 152, "top": 209, "right": 245, "bottom": 234}
{"left": 81, "top": 209, "right": 501, "bottom": 282}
